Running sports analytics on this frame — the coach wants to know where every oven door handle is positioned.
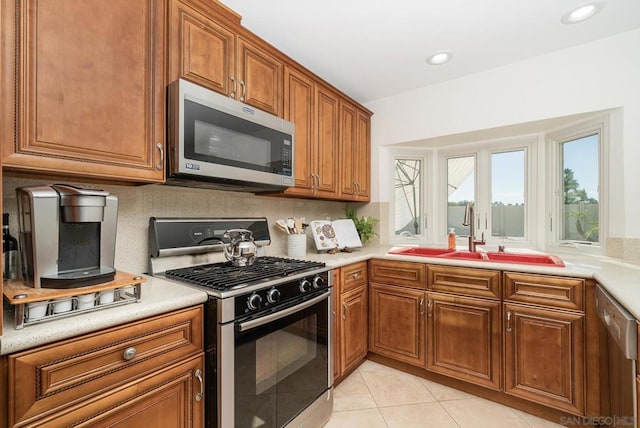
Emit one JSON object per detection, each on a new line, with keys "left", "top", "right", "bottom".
{"left": 237, "top": 291, "right": 329, "bottom": 332}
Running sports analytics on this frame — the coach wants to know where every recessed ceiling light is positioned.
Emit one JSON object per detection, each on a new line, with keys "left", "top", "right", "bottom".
{"left": 426, "top": 51, "right": 453, "bottom": 65}
{"left": 562, "top": 2, "right": 604, "bottom": 24}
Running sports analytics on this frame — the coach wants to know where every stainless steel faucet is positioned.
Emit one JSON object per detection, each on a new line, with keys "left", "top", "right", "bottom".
{"left": 462, "top": 203, "right": 485, "bottom": 252}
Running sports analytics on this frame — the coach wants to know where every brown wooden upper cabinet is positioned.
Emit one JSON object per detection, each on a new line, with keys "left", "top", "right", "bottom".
{"left": 283, "top": 65, "right": 340, "bottom": 199}
{"left": 339, "top": 99, "right": 371, "bottom": 201}
{"left": 168, "top": 0, "right": 283, "bottom": 117}
{"left": 1, "top": 0, "right": 166, "bottom": 183}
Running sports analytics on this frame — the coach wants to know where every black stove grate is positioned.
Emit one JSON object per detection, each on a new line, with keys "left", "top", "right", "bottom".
{"left": 164, "top": 256, "right": 326, "bottom": 290}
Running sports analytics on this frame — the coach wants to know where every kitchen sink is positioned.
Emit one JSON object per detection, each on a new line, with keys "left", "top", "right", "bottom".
{"left": 484, "top": 252, "right": 565, "bottom": 266}
{"left": 388, "top": 247, "right": 565, "bottom": 267}
{"left": 387, "top": 247, "right": 455, "bottom": 257}
{"left": 440, "top": 251, "right": 487, "bottom": 260}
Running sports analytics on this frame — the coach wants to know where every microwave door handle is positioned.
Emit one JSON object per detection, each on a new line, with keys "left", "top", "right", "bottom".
{"left": 237, "top": 292, "right": 329, "bottom": 332}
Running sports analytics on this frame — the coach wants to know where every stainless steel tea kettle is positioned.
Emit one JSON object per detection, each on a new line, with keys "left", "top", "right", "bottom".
{"left": 223, "top": 229, "right": 257, "bottom": 266}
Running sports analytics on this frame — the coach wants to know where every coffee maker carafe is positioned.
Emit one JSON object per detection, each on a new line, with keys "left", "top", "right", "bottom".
{"left": 16, "top": 184, "right": 118, "bottom": 288}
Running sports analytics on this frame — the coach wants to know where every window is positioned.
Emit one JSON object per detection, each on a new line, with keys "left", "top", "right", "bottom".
{"left": 558, "top": 133, "right": 600, "bottom": 244}
{"left": 393, "top": 157, "right": 424, "bottom": 239}
{"left": 447, "top": 155, "right": 475, "bottom": 237}
{"left": 388, "top": 112, "right": 608, "bottom": 254}
{"left": 442, "top": 144, "right": 530, "bottom": 247}
{"left": 491, "top": 150, "right": 525, "bottom": 238}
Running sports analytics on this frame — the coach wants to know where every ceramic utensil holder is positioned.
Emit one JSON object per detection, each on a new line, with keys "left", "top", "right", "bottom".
{"left": 287, "top": 234, "right": 307, "bottom": 259}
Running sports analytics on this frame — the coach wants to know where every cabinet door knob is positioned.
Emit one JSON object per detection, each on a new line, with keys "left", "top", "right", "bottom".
{"left": 342, "top": 301, "right": 348, "bottom": 320}
{"left": 195, "top": 368, "right": 204, "bottom": 402}
{"left": 155, "top": 143, "right": 164, "bottom": 171}
{"left": 506, "top": 311, "right": 513, "bottom": 333}
{"left": 352, "top": 272, "right": 359, "bottom": 280}
{"left": 123, "top": 347, "right": 137, "bottom": 361}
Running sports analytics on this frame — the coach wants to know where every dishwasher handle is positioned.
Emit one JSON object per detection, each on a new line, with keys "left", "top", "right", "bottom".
{"left": 596, "top": 284, "right": 637, "bottom": 360}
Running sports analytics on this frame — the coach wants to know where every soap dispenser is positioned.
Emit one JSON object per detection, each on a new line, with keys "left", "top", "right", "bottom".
{"left": 448, "top": 228, "right": 456, "bottom": 250}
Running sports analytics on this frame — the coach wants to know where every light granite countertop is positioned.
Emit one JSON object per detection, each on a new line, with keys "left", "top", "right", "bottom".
{"left": 2, "top": 245, "right": 639, "bottom": 356}
{"left": 1, "top": 275, "right": 209, "bottom": 355}
{"left": 299, "top": 245, "right": 640, "bottom": 319}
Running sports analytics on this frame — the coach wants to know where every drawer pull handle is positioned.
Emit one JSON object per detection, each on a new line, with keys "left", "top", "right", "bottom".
{"left": 419, "top": 297, "right": 425, "bottom": 315}
{"left": 195, "top": 369, "right": 204, "bottom": 402}
{"left": 342, "top": 301, "right": 347, "bottom": 320}
{"left": 123, "top": 347, "right": 137, "bottom": 361}
{"left": 427, "top": 300, "right": 433, "bottom": 317}
{"left": 352, "top": 273, "right": 359, "bottom": 280}
{"left": 506, "top": 311, "right": 513, "bottom": 333}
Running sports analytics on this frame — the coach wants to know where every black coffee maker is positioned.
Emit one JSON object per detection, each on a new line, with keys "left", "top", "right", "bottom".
{"left": 16, "top": 184, "right": 118, "bottom": 288}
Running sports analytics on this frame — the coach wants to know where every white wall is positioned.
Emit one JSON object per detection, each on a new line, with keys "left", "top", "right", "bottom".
{"left": 365, "top": 29, "right": 640, "bottom": 238}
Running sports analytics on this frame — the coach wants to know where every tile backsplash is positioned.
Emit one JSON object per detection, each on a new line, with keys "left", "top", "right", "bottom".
{"left": 2, "top": 176, "right": 347, "bottom": 274}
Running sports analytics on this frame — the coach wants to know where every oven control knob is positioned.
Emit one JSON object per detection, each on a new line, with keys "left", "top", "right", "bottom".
{"left": 299, "top": 279, "right": 312, "bottom": 293}
{"left": 247, "top": 293, "right": 263, "bottom": 310}
{"left": 312, "top": 276, "right": 325, "bottom": 289}
{"left": 267, "top": 288, "right": 281, "bottom": 304}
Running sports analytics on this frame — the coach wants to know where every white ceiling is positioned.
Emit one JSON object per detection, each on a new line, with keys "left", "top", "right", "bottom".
{"left": 219, "top": 0, "right": 640, "bottom": 104}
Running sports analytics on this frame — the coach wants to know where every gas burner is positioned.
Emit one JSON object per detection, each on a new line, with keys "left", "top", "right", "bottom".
{"left": 164, "top": 256, "right": 325, "bottom": 291}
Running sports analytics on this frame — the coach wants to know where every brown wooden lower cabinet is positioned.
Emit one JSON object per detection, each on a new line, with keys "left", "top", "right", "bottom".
{"left": 332, "top": 269, "right": 341, "bottom": 381}
{"left": 503, "top": 303, "right": 585, "bottom": 415}
{"left": 340, "top": 284, "right": 368, "bottom": 375}
{"left": 364, "top": 260, "right": 604, "bottom": 422}
{"left": 7, "top": 306, "right": 204, "bottom": 428}
{"left": 19, "top": 354, "right": 204, "bottom": 428}
{"left": 334, "top": 263, "right": 368, "bottom": 382}
{"left": 426, "top": 292, "right": 501, "bottom": 390}
{"left": 637, "top": 377, "right": 640, "bottom": 428}
{"left": 368, "top": 282, "right": 426, "bottom": 367}
{"left": 637, "top": 321, "right": 639, "bottom": 425}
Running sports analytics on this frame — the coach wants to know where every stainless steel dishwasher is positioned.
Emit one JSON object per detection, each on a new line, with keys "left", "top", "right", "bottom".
{"left": 596, "top": 284, "right": 637, "bottom": 427}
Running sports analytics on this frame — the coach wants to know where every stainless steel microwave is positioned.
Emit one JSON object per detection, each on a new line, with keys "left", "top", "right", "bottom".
{"left": 167, "top": 79, "right": 295, "bottom": 192}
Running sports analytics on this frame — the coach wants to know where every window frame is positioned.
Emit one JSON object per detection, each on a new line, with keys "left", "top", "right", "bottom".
{"left": 439, "top": 136, "right": 536, "bottom": 249}
{"left": 386, "top": 113, "right": 610, "bottom": 255}
{"left": 389, "top": 151, "right": 430, "bottom": 245}
{"left": 546, "top": 118, "right": 608, "bottom": 253}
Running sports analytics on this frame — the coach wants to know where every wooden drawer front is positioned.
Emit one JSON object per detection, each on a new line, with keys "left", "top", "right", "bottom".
{"left": 369, "top": 259, "right": 426, "bottom": 289}
{"left": 20, "top": 354, "right": 205, "bottom": 428}
{"left": 341, "top": 261, "right": 368, "bottom": 293}
{"left": 504, "top": 273, "right": 584, "bottom": 311}
{"left": 9, "top": 306, "right": 203, "bottom": 426}
{"left": 427, "top": 265, "right": 500, "bottom": 299}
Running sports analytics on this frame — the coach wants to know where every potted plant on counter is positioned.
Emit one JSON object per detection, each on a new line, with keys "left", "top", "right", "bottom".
{"left": 345, "top": 208, "right": 379, "bottom": 245}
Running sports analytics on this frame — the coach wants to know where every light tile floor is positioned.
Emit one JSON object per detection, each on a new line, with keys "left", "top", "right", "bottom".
{"left": 325, "top": 360, "right": 566, "bottom": 428}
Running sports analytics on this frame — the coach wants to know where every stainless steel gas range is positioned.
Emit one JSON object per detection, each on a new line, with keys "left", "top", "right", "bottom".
{"left": 149, "top": 217, "right": 333, "bottom": 428}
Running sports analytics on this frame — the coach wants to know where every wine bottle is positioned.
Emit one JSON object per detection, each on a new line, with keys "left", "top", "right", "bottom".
{"left": 3, "top": 212, "right": 19, "bottom": 279}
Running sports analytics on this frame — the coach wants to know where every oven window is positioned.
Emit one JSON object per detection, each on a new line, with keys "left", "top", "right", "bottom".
{"left": 255, "top": 316, "right": 318, "bottom": 395}
{"left": 235, "top": 295, "right": 329, "bottom": 428}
